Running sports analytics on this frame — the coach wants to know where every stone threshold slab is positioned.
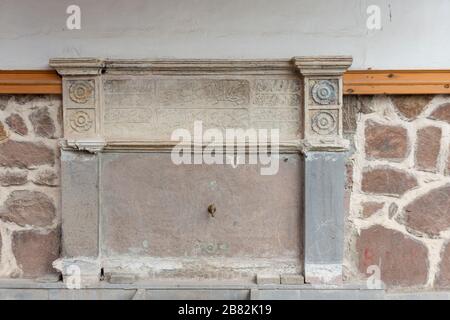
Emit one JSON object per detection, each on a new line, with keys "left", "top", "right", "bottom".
{"left": 1, "top": 280, "right": 449, "bottom": 300}
{"left": 0, "top": 279, "right": 370, "bottom": 290}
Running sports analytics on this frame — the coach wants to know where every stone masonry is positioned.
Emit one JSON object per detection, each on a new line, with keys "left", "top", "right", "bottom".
{"left": 0, "top": 95, "right": 61, "bottom": 279}
{"left": 345, "top": 94, "right": 450, "bottom": 289}
{"left": 1, "top": 93, "right": 450, "bottom": 291}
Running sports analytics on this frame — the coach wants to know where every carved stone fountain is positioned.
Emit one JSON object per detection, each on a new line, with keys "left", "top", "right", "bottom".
{"left": 50, "top": 56, "right": 352, "bottom": 287}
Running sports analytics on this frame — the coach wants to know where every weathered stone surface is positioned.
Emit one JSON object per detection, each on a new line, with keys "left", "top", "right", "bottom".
{"left": 361, "top": 167, "right": 418, "bottom": 196}
{"left": 415, "top": 126, "right": 441, "bottom": 172}
{"left": 435, "top": 241, "right": 450, "bottom": 287}
{"left": 107, "top": 273, "right": 136, "bottom": 284}
{"left": 256, "top": 274, "right": 281, "bottom": 285}
{"left": 391, "top": 95, "right": 433, "bottom": 120}
{"left": 357, "top": 225, "right": 428, "bottom": 287}
{"left": 29, "top": 107, "right": 55, "bottom": 138}
{"left": 429, "top": 102, "right": 450, "bottom": 124}
{"left": 447, "top": 149, "right": 450, "bottom": 176}
{"left": 101, "top": 153, "right": 302, "bottom": 277}
{"left": 0, "top": 122, "right": 8, "bottom": 141}
{"left": 33, "top": 169, "right": 58, "bottom": 187}
{"left": 344, "top": 162, "right": 353, "bottom": 217}
{"left": 0, "top": 190, "right": 56, "bottom": 227}
{"left": 280, "top": 274, "right": 305, "bottom": 285}
{"left": 361, "top": 202, "right": 384, "bottom": 218}
{"left": 5, "top": 113, "right": 28, "bottom": 136}
{"left": 304, "top": 152, "right": 345, "bottom": 278}
{"left": 0, "top": 140, "right": 54, "bottom": 168}
{"left": 12, "top": 229, "right": 60, "bottom": 278}
{"left": 102, "top": 77, "right": 300, "bottom": 141}
{"left": 403, "top": 184, "right": 450, "bottom": 237}
{"left": 0, "top": 231, "right": 2, "bottom": 262}
{"left": 388, "top": 203, "right": 398, "bottom": 219}
{"left": 14, "top": 95, "right": 35, "bottom": 105}
{"left": 365, "top": 121, "right": 408, "bottom": 160}
{"left": 0, "top": 170, "right": 28, "bottom": 186}
{"left": 342, "top": 95, "right": 374, "bottom": 133}
{"left": 345, "top": 162, "right": 353, "bottom": 190}
{"left": 61, "top": 150, "right": 99, "bottom": 257}
{"left": 0, "top": 95, "right": 12, "bottom": 110}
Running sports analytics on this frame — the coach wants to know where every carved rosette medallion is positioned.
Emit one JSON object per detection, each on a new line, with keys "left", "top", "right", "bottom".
{"left": 69, "top": 81, "right": 94, "bottom": 104}
{"left": 311, "top": 111, "right": 337, "bottom": 135}
{"left": 69, "top": 111, "right": 93, "bottom": 132}
{"left": 311, "top": 80, "right": 337, "bottom": 105}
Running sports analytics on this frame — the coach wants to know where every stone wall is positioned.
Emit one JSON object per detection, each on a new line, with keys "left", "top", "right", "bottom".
{"left": 0, "top": 95, "right": 61, "bottom": 279}
{"left": 1, "top": 93, "right": 450, "bottom": 290}
{"left": 344, "top": 94, "right": 450, "bottom": 289}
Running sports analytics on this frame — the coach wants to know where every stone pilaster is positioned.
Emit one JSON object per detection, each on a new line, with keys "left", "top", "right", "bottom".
{"left": 49, "top": 59, "right": 104, "bottom": 286}
{"left": 294, "top": 56, "right": 352, "bottom": 284}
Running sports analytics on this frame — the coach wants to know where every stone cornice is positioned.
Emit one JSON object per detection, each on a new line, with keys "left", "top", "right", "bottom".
{"left": 104, "top": 59, "right": 295, "bottom": 75}
{"left": 49, "top": 58, "right": 105, "bottom": 76}
{"left": 293, "top": 56, "right": 353, "bottom": 76}
{"left": 50, "top": 58, "right": 297, "bottom": 75}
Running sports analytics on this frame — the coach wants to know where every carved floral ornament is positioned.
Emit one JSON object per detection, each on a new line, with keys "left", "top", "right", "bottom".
{"left": 69, "top": 80, "right": 94, "bottom": 104}
{"left": 311, "top": 80, "right": 338, "bottom": 105}
{"left": 69, "top": 110, "right": 93, "bottom": 132}
{"left": 311, "top": 111, "right": 338, "bottom": 135}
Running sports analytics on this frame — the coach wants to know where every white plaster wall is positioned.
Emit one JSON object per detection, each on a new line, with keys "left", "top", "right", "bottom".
{"left": 0, "top": 0, "right": 448, "bottom": 69}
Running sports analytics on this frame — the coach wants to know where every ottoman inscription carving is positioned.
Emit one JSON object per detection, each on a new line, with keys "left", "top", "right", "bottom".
{"left": 157, "top": 79, "right": 250, "bottom": 106}
{"left": 102, "top": 77, "right": 301, "bottom": 140}
{"left": 254, "top": 79, "right": 301, "bottom": 106}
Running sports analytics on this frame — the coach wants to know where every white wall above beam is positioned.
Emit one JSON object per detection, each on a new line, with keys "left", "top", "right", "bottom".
{"left": 0, "top": 0, "right": 449, "bottom": 69}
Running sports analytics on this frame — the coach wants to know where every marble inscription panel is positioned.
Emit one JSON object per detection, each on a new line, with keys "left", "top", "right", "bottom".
{"left": 103, "top": 77, "right": 301, "bottom": 141}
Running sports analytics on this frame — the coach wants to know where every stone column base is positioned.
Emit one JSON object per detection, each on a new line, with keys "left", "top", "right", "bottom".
{"left": 53, "top": 258, "right": 101, "bottom": 288}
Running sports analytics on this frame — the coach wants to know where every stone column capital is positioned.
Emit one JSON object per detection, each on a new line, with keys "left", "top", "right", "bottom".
{"left": 50, "top": 58, "right": 105, "bottom": 153}
{"left": 293, "top": 56, "right": 352, "bottom": 152}
{"left": 293, "top": 56, "right": 353, "bottom": 76}
{"left": 49, "top": 58, "right": 105, "bottom": 76}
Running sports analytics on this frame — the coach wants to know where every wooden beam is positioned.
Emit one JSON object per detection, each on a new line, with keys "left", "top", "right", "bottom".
{"left": 0, "top": 70, "right": 62, "bottom": 94}
{"left": 344, "top": 70, "right": 450, "bottom": 95}
{"left": 1, "top": 69, "right": 450, "bottom": 95}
